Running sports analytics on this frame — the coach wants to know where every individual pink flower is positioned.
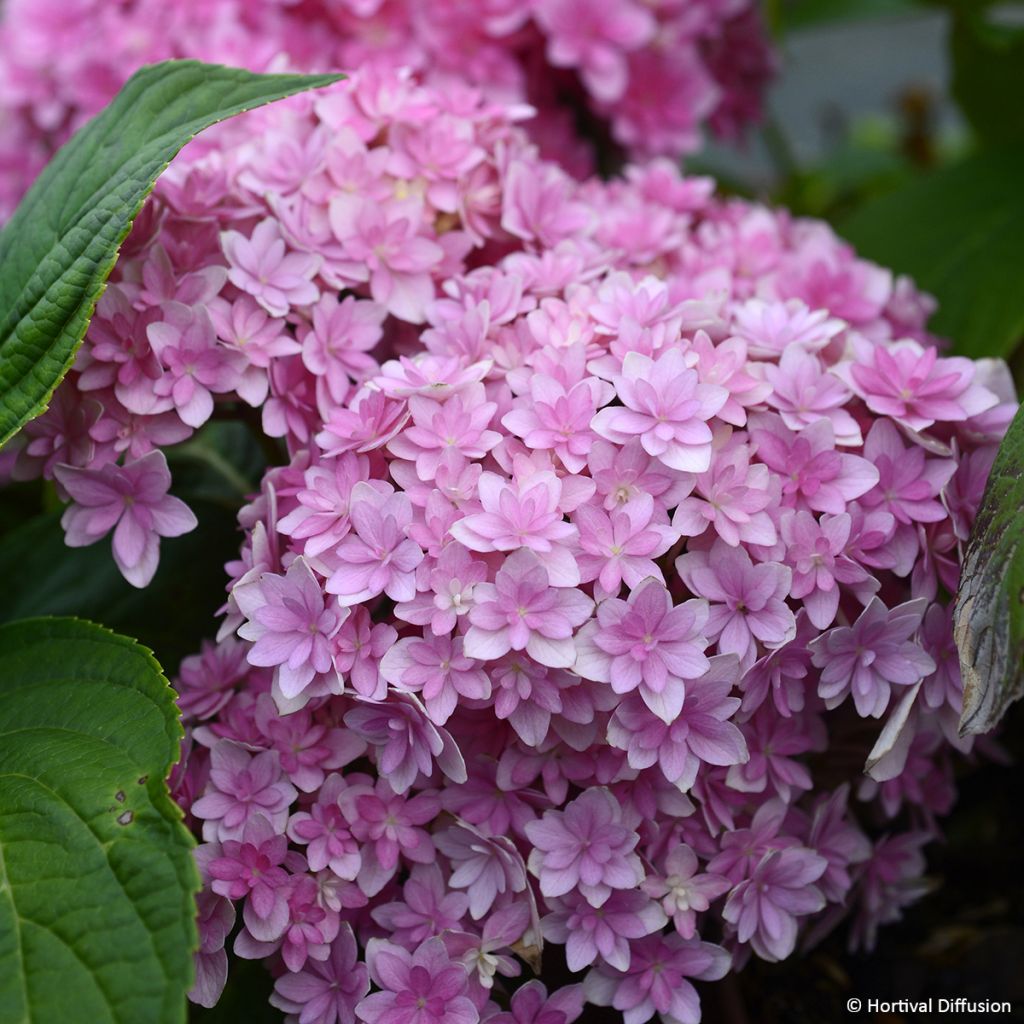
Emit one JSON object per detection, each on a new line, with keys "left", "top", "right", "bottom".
{"left": 207, "top": 814, "right": 290, "bottom": 912}
{"left": 484, "top": 980, "right": 584, "bottom": 1024}
{"left": 234, "top": 557, "right": 346, "bottom": 701}
{"left": 606, "top": 655, "right": 747, "bottom": 791}
{"left": 270, "top": 923, "right": 370, "bottom": 1024}
{"left": 464, "top": 549, "right": 594, "bottom": 669}
{"left": 731, "top": 298, "right": 844, "bottom": 359}
{"left": 434, "top": 822, "right": 529, "bottom": 920}
{"left": 859, "top": 419, "right": 956, "bottom": 525}
{"left": 54, "top": 449, "right": 197, "bottom": 587}
{"left": 326, "top": 482, "right": 424, "bottom": 605}
{"left": 671, "top": 437, "right": 776, "bottom": 547}
{"left": 762, "top": 345, "right": 861, "bottom": 445}
{"left": 834, "top": 336, "right": 997, "bottom": 433}
{"left": 676, "top": 542, "right": 795, "bottom": 667}
{"left": 147, "top": 303, "right": 241, "bottom": 428}
{"left": 591, "top": 348, "right": 729, "bottom": 473}
{"left": 809, "top": 597, "right": 936, "bottom": 718}
{"left": 389, "top": 383, "right": 501, "bottom": 480}
{"left": 722, "top": 846, "right": 828, "bottom": 961}
{"left": 573, "top": 494, "right": 675, "bottom": 600}
{"left": 806, "top": 785, "right": 871, "bottom": 903}
{"left": 574, "top": 578, "right": 710, "bottom": 723}
{"left": 344, "top": 693, "right": 467, "bottom": 791}
{"left": 727, "top": 708, "right": 819, "bottom": 802}
{"left": 329, "top": 200, "right": 444, "bottom": 323}
{"left": 299, "top": 293, "right": 385, "bottom": 403}
{"left": 450, "top": 470, "right": 580, "bottom": 587}
{"left": 535, "top": 0, "right": 655, "bottom": 102}
{"left": 750, "top": 414, "right": 878, "bottom": 515}
{"left": 380, "top": 633, "right": 490, "bottom": 726}
{"left": 584, "top": 932, "right": 730, "bottom": 1024}
{"left": 357, "top": 937, "right": 477, "bottom": 1024}
{"left": 780, "top": 510, "right": 873, "bottom": 630}
{"left": 524, "top": 787, "right": 643, "bottom": 907}
{"left": 222, "top": 218, "right": 320, "bottom": 317}
{"left": 502, "top": 374, "right": 613, "bottom": 473}
{"left": 642, "top": 844, "right": 731, "bottom": 940}
{"left": 395, "top": 543, "right": 487, "bottom": 636}
{"left": 286, "top": 775, "right": 361, "bottom": 881}
{"left": 543, "top": 889, "right": 666, "bottom": 971}
{"left": 192, "top": 740, "right": 297, "bottom": 842}
{"left": 588, "top": 438, "right": 693, "bottom": 512}
{"left": 371, "top": 863, "right": 469, "bottom": 948}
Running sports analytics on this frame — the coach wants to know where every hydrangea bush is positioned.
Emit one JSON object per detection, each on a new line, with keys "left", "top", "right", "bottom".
{"left": 9, "top": 66, "right": 1016, "bottom": 1024}
{"left": 0, "top": 0, "right": 775, "bottom": 220}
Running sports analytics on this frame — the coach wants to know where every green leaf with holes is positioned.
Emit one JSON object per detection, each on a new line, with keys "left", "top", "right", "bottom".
{"left": 0, "top": 617, "right": 198, "bottom": 1023}
{"left": 0, "top": 59, "right": 343, "bottom": 446}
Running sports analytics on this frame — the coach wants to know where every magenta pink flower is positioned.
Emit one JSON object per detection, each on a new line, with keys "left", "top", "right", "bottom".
{"left": 270, "top": 924, "right": 370, "bottom": 1024}
{"left": 287, "top": 775, "right": 361, "bottom": 881}
{"left": 329, "top": 200, "right": 443, "bottom": 323}
{"left": 591, "top": 348, "right": 729, "bottom": 473}
{"left": 485, "top": 980, "right": 584, "bottom": 1024}
{"left": 606, "top": 655, "right": 747, "bottom": 791}
{"left": 573, "top": 494, "right": 675, "bottom": 600}
{"left": 642, "top": 844, "right": 731, "bottom": 940}
{"left": 299, "top": 293, "right": 385, "bottom": 403}
{"left": 333, "top": 607, "right": 396, "bottom": 700}
{"left": 751, "top": 414, "right": 878, "bottom": 515}
{"left": 222, "top": 218, "right": 320, "bottom": 317}
{"left": 326, "top": 482, "right": 424, "bottom": 605}
{"left": 344, "top": 693, "right": 467, "bottom": 792}
{"left": 544, "top": 889, "right": 666, "bottom": 971}
{"left": 762, "top": 345, "right": 861, "bottom": 445}
{"left": 147, "top": 303, "right": 240, "bottom": 428}
{"left": 722, "top": 847, "right": 827, "bottom": 961}
{"left": 434, "top": 822, "right": 529, "bottom": 921}
{"left": 371, "top": 863, "right": 469, "bottom": 948}
{"left": 575, "top": 578, "right": 710, "bottom": 723}
{"left": 503, "top": 374, "right": 613, "bottom": 474}
{"left": 464, "top": 549, "right": 594, "bottom": 669}
{"left": 380, "top": 633, "right": 490, "bottom": 726}
{"left": 809, "top": 597, "right": 936, "bottom": 718}
{"left": 780, "top": 510, "right": 873, "bottom": 630}
{"left": 395, "top": 542, "right": 487, "bottom": 636}
{"left": 835, "top": 336, "right": 997, "bottom": 433}
{"left": 234, "top": 557, "right": 345, "bottom": 701}
{"left": 192, "top": 740, "right": 297, "bottom": 842}
{"left": 389, "top": 383, "right": 501, "bottom": 480}
{"left": 525, "top": 787, "right": 643, "bottom": 907}
{"left": 357, "top": 937, "right": 477, "bottom": 1024}
{"left": 584, "top": 932, "right": 730, "bottom": 1024}
{"left": 672, "top": 437, "right": 777, "bottom": 548}
{"left": 207, "top": 814, "right": 290, "bottom": 912}
{"left": 450, "top": 470, "right": 580, "bottom": 587}
{"left": 54, "top": 449, "right": 196, "bottom": 587}
{"left": 677, "top": 542, "right": 795, "bottom": 668}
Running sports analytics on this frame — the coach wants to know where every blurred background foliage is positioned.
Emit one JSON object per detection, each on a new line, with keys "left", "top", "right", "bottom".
{"left": 697, "top": 0, "right": 1024, "bottom": 367}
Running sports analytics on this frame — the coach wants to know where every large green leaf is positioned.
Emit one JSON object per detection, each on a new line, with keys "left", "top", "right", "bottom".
{"left": 775, "top": 0, "right": 920, "bottom": 32}
{"left": 0, "top": 617, "right": 198, "bottom": 1023}
{"left": 839, "top": 145, "right": 1024, "bottom": 358}
{"left": 950, "top": 9, "right": 1024, "bottom": 146}
{"left": 0, "top": 60, "right": 343, "bottom": 445}
{"left": 955, "top": 404, "right": 1024, "bottom": 735}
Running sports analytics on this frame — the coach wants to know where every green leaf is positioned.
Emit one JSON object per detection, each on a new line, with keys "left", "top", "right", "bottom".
{"left": 839, "top": 145, "right": 1024, "bottom": 358}
{"left": 0, "top": 60, "right": 343, "bottom": 446}
{"left": 955, "top": 404, "right": 1024, "bottom": 736}
{"left": 0, "top": 617, "right": 198, "bottom": 1023}
{"left": 951, "top": 9, "right": 1024, "bottom": 145}
{"left": 776, "top": 0, "right": 920, "bottom": 32}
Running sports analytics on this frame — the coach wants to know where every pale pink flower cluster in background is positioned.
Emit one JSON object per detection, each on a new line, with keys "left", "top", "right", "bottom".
{"left": 0, "top": 0, "right": 776, "bottom": 219}
{"left": 5, "top": 65, "right": 1015, "bottom": 1024}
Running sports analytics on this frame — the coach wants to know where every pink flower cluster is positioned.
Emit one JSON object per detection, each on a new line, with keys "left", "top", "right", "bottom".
{"left": 0, "top": 0, "right": 775, "bottom": 220}
{"left": 11, "top": 67, "right": 1015, "bottom": 1023}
